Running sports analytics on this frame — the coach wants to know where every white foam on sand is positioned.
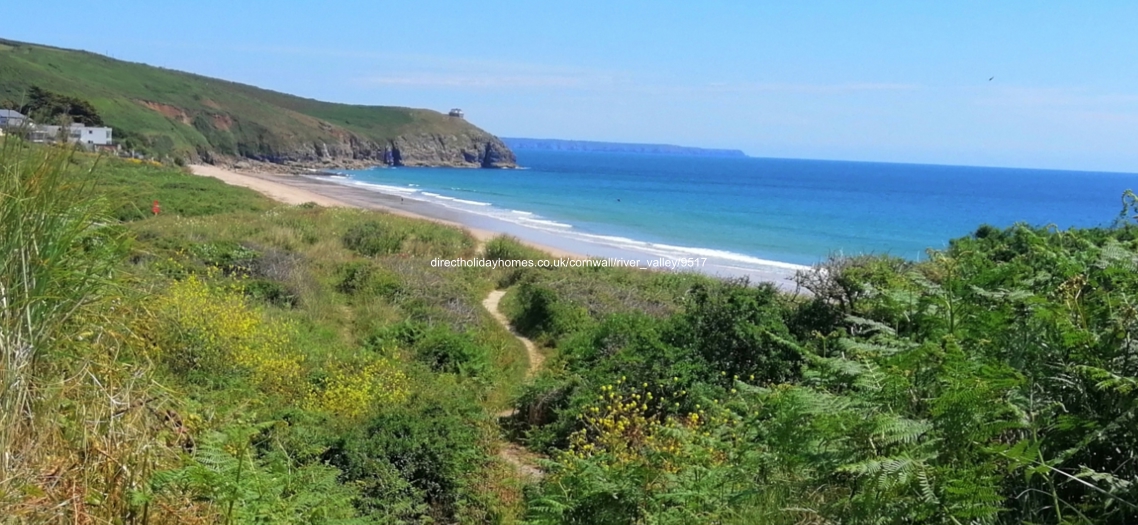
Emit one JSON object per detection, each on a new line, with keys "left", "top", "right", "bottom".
{"left": 518, "top": 217, "right": 573, "bottom": 228}
{"left": 345, "top": 180, "right": 421, "bottom": 195}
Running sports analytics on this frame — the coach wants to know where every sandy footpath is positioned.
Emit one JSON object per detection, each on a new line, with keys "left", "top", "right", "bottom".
{"left": 189, "top": 164, "right": 580, "bottom": 258}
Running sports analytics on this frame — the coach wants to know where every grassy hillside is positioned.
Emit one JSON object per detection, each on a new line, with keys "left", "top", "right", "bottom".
{"left": 0, "top": 140, "right": 541, "bottom": 523}
{"left": 0, "top": 38, "right": 508, "bottom": 163}
{"left": 4, "top": 138, "right": 1136, "bottom": 523}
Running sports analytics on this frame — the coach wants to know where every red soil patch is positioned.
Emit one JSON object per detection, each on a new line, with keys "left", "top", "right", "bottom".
{"left": 211, "top": 114, "right": 234, "bottom": 131}
{"left": 137, "top": 100, "right": 192, "bottom": 125}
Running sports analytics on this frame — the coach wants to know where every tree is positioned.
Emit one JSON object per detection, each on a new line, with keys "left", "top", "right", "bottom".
{"left": 21, "top": 86, "right": 104, "bottom": 126}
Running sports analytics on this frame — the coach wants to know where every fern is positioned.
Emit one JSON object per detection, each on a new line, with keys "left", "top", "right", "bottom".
{"left": 1076, "top": 365, "right": 1138, "bottom": 394}
{"left": 149, "top": 425, "right": 364, "bottom": 525}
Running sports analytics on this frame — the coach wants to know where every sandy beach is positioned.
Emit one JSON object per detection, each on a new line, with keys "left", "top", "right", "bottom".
{"left": 188, "top": 164, "right": 802, "bottom": 289}
{"left": 189, "top": 164, "right": 582, "bottom": 259}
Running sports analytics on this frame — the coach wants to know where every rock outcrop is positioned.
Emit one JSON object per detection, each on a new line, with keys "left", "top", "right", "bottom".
{"left": 387, "top": 132, "right": 516, "bottom": 168}
{"left": 237, "top": 130, "right": 517, "bottom": 169}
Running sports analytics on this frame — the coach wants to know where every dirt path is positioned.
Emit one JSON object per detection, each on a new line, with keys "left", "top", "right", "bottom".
{"left": 481, "top": 289, "right": 546, "bottom": 481}
{"left": 482, "top": 290, "right": 543, "bottom": 378}
{"left": 194, "top": 163, "right": 551, "bottom": 480}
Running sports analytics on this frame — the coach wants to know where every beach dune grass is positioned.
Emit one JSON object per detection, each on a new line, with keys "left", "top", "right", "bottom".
{"left": 12, "top": 141, "right": 1138, "bottom": 523}
{"left": 121, "top": 183, "right": 534, "bottom": 520}
{"left": 0, "top": 145, "right": 540, "bottom": 521}
{"left": 0, "top": 138, "right": 208, "bottom": 522}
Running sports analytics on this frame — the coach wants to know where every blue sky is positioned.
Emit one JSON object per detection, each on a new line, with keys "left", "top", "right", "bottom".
{"left": 6, "top": 1, "right": 1138, "bottom": 172}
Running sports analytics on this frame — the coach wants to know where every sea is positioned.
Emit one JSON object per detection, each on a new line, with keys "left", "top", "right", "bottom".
{"left": 336, "top": 151, "right": 1137, "bottom": 280}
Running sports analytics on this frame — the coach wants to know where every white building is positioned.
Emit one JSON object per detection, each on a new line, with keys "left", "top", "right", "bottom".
{"left": 0, "top": 109, "right": 29, "bottom": 128}
{"left": 32, "top": 123, "right": 113, "bottom": 146}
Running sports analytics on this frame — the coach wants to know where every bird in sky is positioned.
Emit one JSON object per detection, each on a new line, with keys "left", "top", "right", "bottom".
{"left": 989, "top": 76, "right": 995, "bottom": 81}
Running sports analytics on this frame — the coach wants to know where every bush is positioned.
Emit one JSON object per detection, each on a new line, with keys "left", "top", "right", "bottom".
{"left": 150, "top": 424, "right": 364, "bottom": 525}
{"left": 668, "top": 280, "right": 802, "bottom": 384}
{"left": 507, "top": 281, "right": 592, "bottom": 345}
{"left": 342, "top": 221, "right": 405, "bottom": 256}
{"left": 335, "top": 260, "right": 400, "bottom": 298}
{"left": 484, "top": 235, "right": 544, "bottom": 261}
{"left": 413, "top": 326, "right": 490, "bottom": 377}
{"left": 152, "top": 274, "right": 302, "bottom": 394}
{"left": 364, "top": 319, "right": 427, "bottom": 352}
{"left": 323, "top": 387, "right": 487, "bottom": 524}
{"left": 188, "top": 241, "right": 262, "bottom": 276}
{"left": 304, "top": 357, "right": 410, "bottom": 419}
{"left": 245, "top": 278, "right": 298, "bottom": 308}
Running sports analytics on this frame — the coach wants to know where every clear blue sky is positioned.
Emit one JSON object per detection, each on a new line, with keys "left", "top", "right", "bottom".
{"left": 6, "top": 1, "right": 1138, "bottom": 172}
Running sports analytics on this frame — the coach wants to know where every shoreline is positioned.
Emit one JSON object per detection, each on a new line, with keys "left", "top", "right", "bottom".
{"left": 189, "top": 164, "right": 581, "bottom": 259}
{"left": 188, "top": 164, "right": 805, "bottom": 289}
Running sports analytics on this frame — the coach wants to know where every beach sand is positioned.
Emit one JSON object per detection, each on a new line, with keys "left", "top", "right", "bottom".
{"left": 189, "top": 164, "right": 581, "bottom": 259}
{"left": 188, "top": 164, "right": 803, "bottom": 289}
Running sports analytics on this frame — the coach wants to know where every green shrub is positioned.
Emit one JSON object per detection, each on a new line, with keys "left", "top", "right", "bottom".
{"left": 190, "top": 241, "right": 259, "bottom": 274}
{"left": 518, "top": 313, "right": 719, "bottom": 450}
{"left": 335, "top": 260, "right": 400, "bottom": 298}
{"left": 245, "top": 278, "right": 298, "bottom": 308}
{"left": 668, "top": 279, "right": 802, "bottom": 384}
{"left": 413, "top": 326, "right": 490, "bottom": 377}
{"left": 323, "top": 387, "right": 487, "bottom": 524}
{"left": 364, "top": 319, "right": 427, "bottom": 352}
{"left": 150, "top": 424, "right": 364, "bottom": 525}
{"left": 507, "top": 369, "right": 580, "bottom": 448}
{"left": 342, "top": 220, "right": 405, "bottom": 256}
{"left": 484, "top": 235, "right": 544, "bottom": 261}
{"left": 507, "top": 281, "right": 592, "bottom": 345}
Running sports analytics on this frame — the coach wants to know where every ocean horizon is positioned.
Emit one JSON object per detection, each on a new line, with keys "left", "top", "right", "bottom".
{"left": 335, "top": 151, "right": 1137, "bottom": 278}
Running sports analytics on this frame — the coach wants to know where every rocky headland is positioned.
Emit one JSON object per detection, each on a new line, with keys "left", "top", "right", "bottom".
{"left": 211, "top": 128, "right": 517, "bottom": 171}
{"left": 0, "top": 38, "right": 517, "bottom": 170}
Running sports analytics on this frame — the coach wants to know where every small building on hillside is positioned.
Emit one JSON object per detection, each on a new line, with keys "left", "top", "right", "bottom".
{"left": 448, "top": 108, "right": 464, "bottom": 119}
{"left": 0, "top": 109, "right": 29, "bottom": 128}
{"left": 31, "top": 123, "right": 113, "bottom": 146}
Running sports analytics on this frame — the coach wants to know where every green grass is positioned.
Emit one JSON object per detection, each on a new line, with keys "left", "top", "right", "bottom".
{"left": 11, "top": 141, "right": 1138, "bottom": 524}
{"left": 85, "top": 158, "right": 274, "bottom": 220}
{"left": 0, "top": 38, "right": 494, "bottom": 160}
{"left": 90, "top": 155, "right": 538, "bottom": 521}
{"left": 1, "top": 145, "right": 540, "bottom": 522}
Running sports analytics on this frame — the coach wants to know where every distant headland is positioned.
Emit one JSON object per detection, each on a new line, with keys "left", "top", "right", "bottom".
{"left": 502, "top": 138, "right": 747, "bottom": 157}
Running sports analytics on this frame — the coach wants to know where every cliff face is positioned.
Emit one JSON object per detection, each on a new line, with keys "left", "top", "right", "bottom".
{"left": 239, "top": 129, "right": 517, "bottom": 169}
{"left": 389, "top": 132, "right": 516, "bottom": 168}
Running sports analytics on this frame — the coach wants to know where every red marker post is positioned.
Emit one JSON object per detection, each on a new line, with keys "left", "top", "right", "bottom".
{"left": 152, "top": 200, "right": 161, "bottom": 216}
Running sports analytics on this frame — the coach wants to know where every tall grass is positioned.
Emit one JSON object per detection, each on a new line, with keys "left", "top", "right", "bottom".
{"left": 0, "top": 137, "right": 107, "bottom": 461}
{"left": 0, "top": 138, "right": 194, "bottom": 523}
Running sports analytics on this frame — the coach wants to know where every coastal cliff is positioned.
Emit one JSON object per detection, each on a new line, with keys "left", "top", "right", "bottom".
{"left": 222, "top": 125, "right": 517, "bottom": 169}
{"left": 0, "top": 38, "right": 517, "bottom": 168}
{"left": 389, "top": 131, "right": 515, "bottom": 168}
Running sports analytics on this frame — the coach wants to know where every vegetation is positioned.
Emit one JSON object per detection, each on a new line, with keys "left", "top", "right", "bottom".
{"left": 512, "top": 225, "right": 1138, "bottom": 523}
{"left": 0, "top": 139, "right": 527, "bottom": 523}
{"left": 0, "top": 38, "right": 497, "bottom": 160}
{"left": 1, "top": 85, "right": 104, "bottom": 126}
{"left": 3, "top": 135, "right": 1137, "bottom": 523}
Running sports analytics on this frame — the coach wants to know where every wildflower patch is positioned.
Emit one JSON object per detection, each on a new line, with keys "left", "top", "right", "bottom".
{"left": 153, "top": 273, "right": 302, "bottom": 395}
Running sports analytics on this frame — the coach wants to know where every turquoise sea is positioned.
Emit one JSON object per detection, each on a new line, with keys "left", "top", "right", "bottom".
{"left": 338, "top": 151, "right": 1136, "bottom": 275}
